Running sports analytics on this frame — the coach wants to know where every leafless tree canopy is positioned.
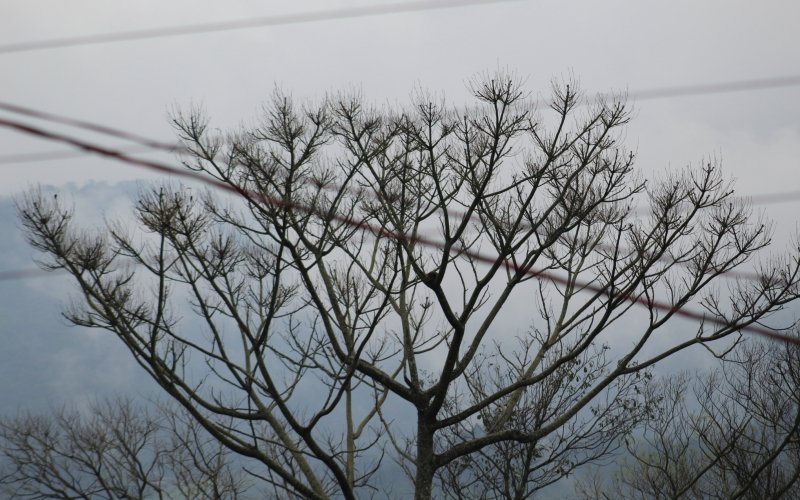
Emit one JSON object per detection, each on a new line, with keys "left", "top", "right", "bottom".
{"left": 578, "top": 339, "right": 800, "bottom": 499}
{"left": 15, "top": 73, "right": 800, "bottom": 499}
{"left": 0, "top": 399, "right": 247, "bottom": 499}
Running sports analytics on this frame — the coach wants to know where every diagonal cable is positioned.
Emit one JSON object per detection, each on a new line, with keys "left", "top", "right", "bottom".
{"left": 0, "top": 101, "right": 182, "bottom": 152}
{"left": 0, "top": 115, "right": 796, "bottom": 346}
{"left": 0, "top": 0, "right": 526, "bottom": 55}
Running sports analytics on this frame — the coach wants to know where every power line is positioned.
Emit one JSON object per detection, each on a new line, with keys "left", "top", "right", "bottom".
{"left": 6, "top": 142, "right": 798, "bottom": 213}
{"left": 0, "top": 115, "right": 796, "bottom": 346}
{"left": 2, "top": 72, "right": 799, "bottom": 166}
{"left": 0, "top": 268, "right": 69, "bottom": 281}
{"left": 747, "top": 190, "right": 800, "bottom": 206}
{"left": 0, "top": 98, "right": 791, "bottom": 282}
{"left": 0, "top": 145, "right": 167, "bottom": 165}
{"left": 0, "top": 101, "right": 182, "bottom": 152}
{"left": 628, "top": 75, "right": 800, "bottom": 101}
{"left": 0, "top": 0, "right": 525, "bottom": 55}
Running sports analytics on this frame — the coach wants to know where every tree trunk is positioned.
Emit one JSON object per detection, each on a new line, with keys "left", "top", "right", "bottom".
{"left": 414, "top": 416, "right": 435, "bottom": 500}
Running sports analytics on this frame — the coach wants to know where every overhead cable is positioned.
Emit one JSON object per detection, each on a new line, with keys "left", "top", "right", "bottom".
{"left": 0, "top": 268, "right": 69, "bottom": 280}
{"left": 2, "top": 72, "right": 799, "bottom": 166}
{"left": 0, "top": 99, "right": 785, "bottom": 282}
{"left": 0, "top": 0, "right": 525, "bottom": 55}
{"left": 0, "top": 101, "right": 182, "bottom": 152}
{"left": 628, "top": 75, "right": 800, "bottom": 101}
{"left": 0, "top": 115, "right": 796, "bottom": 346}
{"left": 0, "top": 145, "right": 161, "bottom": 165}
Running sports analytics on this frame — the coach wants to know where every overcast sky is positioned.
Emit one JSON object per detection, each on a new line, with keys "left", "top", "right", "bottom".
{"left": 2, "top": 0, "right": 800, "bottom": 413}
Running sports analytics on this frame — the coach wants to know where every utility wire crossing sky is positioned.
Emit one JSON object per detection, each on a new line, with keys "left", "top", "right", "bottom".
{"left": 1, "top": 114, "right": 797, "bottom": 346}
{"left": 0, "top": 0, "right": 527, "bottom": 55}
{"left": 3, "top": 75, "right": 800, "bottom": 207}
{"left": 0, "top": 97, "right": 786, "bottom": 283}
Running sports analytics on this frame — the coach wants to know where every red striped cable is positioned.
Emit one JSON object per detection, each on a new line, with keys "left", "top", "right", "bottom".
{"left": 1, "top": 116, "right": 796, "bottom": 346}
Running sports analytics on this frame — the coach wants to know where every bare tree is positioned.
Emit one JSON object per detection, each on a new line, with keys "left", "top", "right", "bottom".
{"left": 15, "top": 72, "right": 800, "bottom": 499}
{"left": 0, "top": 398, "right": 248, "bottom": 499}
{"left": 578, "top": 338, "right": 800, "bottom": 499}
